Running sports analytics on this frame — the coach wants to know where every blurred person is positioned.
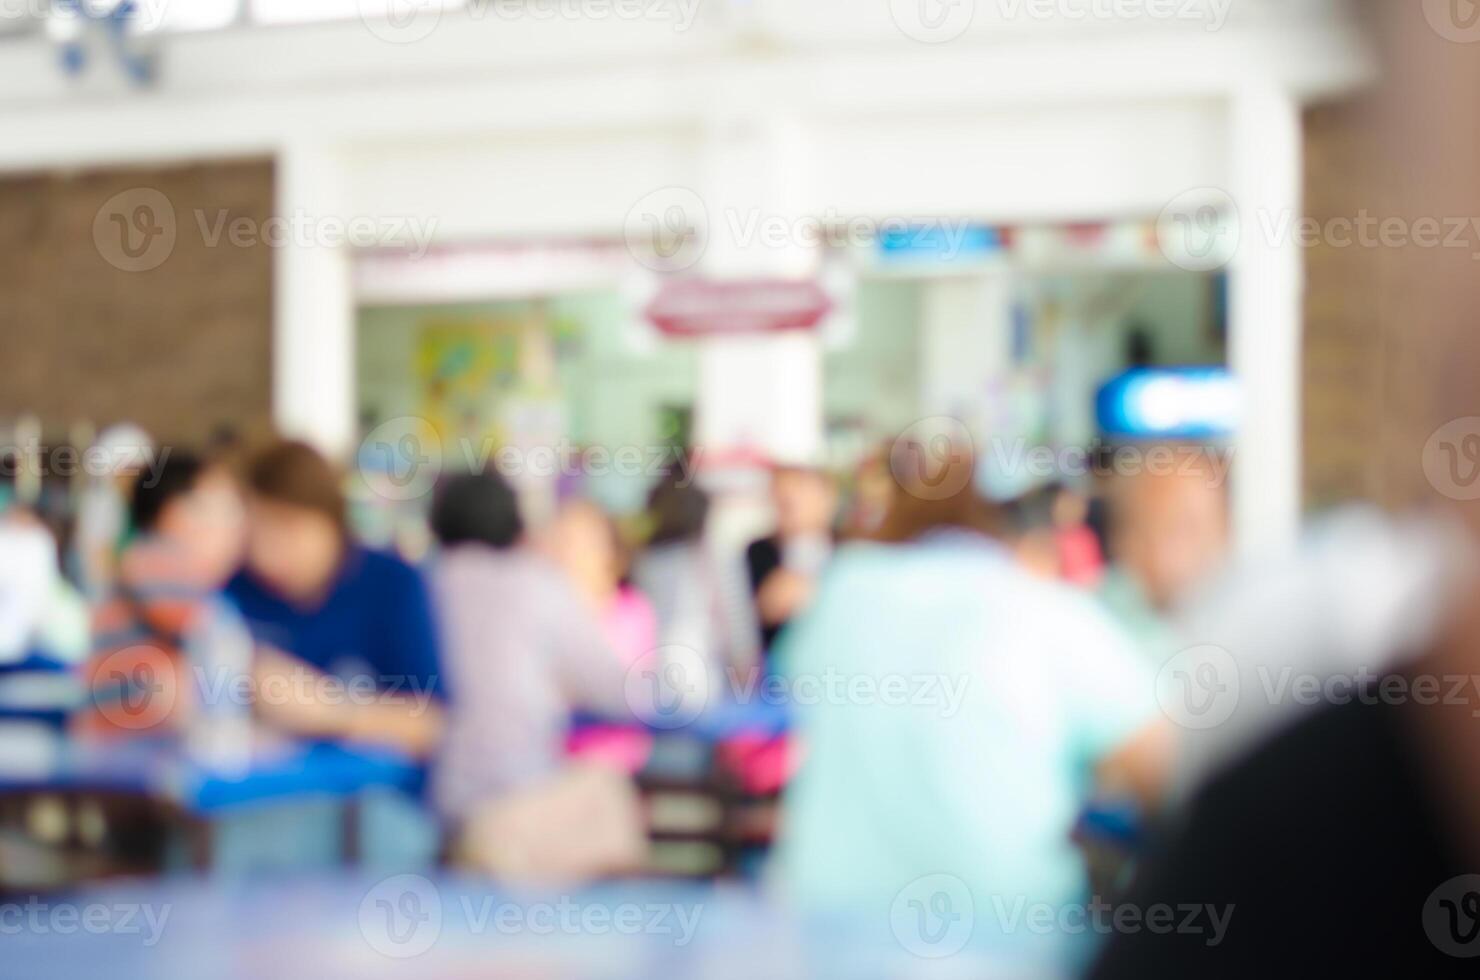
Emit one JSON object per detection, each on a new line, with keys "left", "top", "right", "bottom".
{"left": 72, "top": 423, "right": 155, "bottom": 600}
{"left": 634, "top": 473, "right": 798, "bottom": 801}
{"left": 1091, "top": 507, "right": 1476, "bottom": 977}
{"left": 540, "top": 497, "right": 658, "bottom": 773}
{"left": 540, "top": 498, "right": 657, "bottom": 662}
{"left": 1095, "top": 445, "right": 1229, "bottom": 665}
{"left": 1167, "top": 507, "right": 1463, "bottom": 802}
{"left": 1103, "top": 445, "right": 1229, "bottom": 611}
{"left": 1051, "top": 482, "right": 1105, "bottom": 587}
{"left": 630, "top": 471, "right": 760, "bottom": 677}
{"left": 0, "top": 507, "right": 88, "bottom": 668}
{"left": 78, "top": 452, "right": 247, "bottom": 739}
{"left": 1002, "top": 484, "right": 1064, "bottom": 580}
{"left": 225, "top": 441, "right": 443, "bottom": 758}
{"left": 771, "top": 432, "right": 1168, "bottom": 968}
{"left": 429, "top": 471, "right": 646, "bottom": 882}
{"left": 746, "top": 465, "right": 839, "bottom": 653}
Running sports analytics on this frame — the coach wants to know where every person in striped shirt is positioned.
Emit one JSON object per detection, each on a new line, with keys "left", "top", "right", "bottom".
{"left": 78, "top": 452, "right": 246, "bottom": 738}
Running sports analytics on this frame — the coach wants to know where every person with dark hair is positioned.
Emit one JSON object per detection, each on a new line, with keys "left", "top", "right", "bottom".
{"left": 429, "top": 467, "right": 523, "bottom": 549}
{"left": 771, "top": 431, "right": 1167, "bottom": 970}
{"left": 745, "top": 465, "right": 839, "bottom": 654}
{"left": 128, "top": 453, "right": 204, "bottom": 536}
{"left": 80, "top": 452, "right": 247, "bottom": 738}
{"left": 225, "top": 440, "right": 443, "bottom": 758}
{"left": 630, "top": 473, "right": 759, "bottom": 677}
{"left": 429, "top": 471, "right": 646, "bottom": 881}
{"left": 645, "top": 475, "right": 711, "bottom": 546}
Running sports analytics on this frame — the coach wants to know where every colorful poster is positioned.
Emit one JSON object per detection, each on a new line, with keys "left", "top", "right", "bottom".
{"left": 415, "top": 318, "right": 521, "bottom": 453}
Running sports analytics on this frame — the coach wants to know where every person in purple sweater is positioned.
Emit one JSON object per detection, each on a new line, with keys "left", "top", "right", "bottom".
{"left": 428, "top": 470, "right": 644, "bottom": 882}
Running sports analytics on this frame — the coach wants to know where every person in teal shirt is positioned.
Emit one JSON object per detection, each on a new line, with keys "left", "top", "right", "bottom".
{"left": 769, "top": 446, "right": 1164, "bottom": 968}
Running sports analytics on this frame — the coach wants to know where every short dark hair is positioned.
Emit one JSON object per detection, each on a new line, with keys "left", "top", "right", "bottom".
{"left": 431, "top": 471, "right": 523, "bottom": 549}
{"left": 244, "top": 440, "right": 346, "bottom": 530}
{"left": 131, "top": 452, "right": 205, "bottom": 533}
{"left": 645, "top": 476, "right": 709, "bottom": 546}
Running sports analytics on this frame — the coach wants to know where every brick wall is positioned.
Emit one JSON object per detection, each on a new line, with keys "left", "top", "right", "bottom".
{"left": 0, "top": 159, "right": 274, "bottom": 449}
{"left": 1301, "top": 100, "right": 1430, "bottom": 512}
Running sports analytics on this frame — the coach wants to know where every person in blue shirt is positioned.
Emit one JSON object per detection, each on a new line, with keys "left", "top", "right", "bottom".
{"left": 226, "top": 440, "right": 443, "bottom": 758}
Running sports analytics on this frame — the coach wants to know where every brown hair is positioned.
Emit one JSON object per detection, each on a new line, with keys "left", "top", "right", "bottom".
{"left": 243, "top": 439, "right": 347, "bottom": 531}
{"left": 873, "top": 434, "right": 1003, "bottom": 544}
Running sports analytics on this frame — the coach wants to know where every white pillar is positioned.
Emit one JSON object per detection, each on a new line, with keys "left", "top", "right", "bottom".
{"left": 273, "top": 142, "right": 355, "bottom": 458}
{"left": 1229, "top": 87, "right": 1303, "bottom": 559}
{"left": 693, "top": 112, "right": 823, "bottom": 464}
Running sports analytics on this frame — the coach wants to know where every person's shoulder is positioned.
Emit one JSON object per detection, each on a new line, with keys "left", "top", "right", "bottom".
{"left": 1007, "top": 569, "right": 1130, "bottom": 641}
{"left": 356, "top": 547, "right": 426, "bottom": 588}
{"left": 1005, "top": 564, "right": 1107, "bottom": 611}
{"left": 222, "top": 566, "right": 260, "bottom": 604}
{"left": 435, "top": 544, "right": 557, "bottom": 589}
{"left": 828, "top": 535, "right": 1005, "bottom": 587}
{"left": 357, "top": 545, "right": 414, "bottom": 574}
{"left": 812, "top": 541, "right": 907, "bottom": 595}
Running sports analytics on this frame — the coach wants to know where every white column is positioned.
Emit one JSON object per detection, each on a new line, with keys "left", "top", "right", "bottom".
{"left": 1229, "top": 87, "right": 1303, "bottom": 559}
{"left": 273, "top": 142, "right": 356, "bottom": 458}
{"left": 693, "top": 112, "right": 823, "bottom": 464}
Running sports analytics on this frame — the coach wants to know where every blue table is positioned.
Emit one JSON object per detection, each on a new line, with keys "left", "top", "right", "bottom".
{"left": 0, "top": 737, "right": 423, "bottom": 813}
{"left": 0, "top": 736, "right": 428, "bottom": 874}
{"left": 0, "top": 873, "right": 1066, "bottom": 980}
{"left": 571, "top": 695, "right": 791, "bottom": 742}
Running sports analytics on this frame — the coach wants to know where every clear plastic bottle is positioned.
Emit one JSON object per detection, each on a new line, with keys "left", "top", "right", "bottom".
{"left": 183, "top": 598, "right": 254, "bottom": 776}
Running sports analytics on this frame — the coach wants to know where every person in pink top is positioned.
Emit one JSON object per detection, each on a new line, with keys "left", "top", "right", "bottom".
{"left": 540, "top": 498, "right": 657, "bottom": 772}
{"left": 1051, "top": 484, "right": 1106, "bottom": 588}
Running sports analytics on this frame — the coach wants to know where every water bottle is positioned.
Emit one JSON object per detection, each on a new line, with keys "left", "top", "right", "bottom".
{"left": 184, "top": 598, "right": 254, "bottom": 776}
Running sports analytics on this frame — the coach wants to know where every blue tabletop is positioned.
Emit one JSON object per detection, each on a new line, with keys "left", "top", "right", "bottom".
{"left": 572, "top": 696, "right": 790, "bottom": 742}
{"left": 0, "top": 737, "right": 424, "bottom": 813}
{"left": 0, "top": 873, "right": 1064, "bottom": 980}
{"left": 0, "top": 694, "right": 784, "bottom": 816}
